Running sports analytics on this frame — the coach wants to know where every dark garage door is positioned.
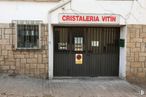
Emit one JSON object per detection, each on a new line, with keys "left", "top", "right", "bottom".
{"left": 54, "top": 27, "right": 120, "bottom": 76}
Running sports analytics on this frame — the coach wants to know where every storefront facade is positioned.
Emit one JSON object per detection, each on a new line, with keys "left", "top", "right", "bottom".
{"left": 48, "top": 0, "right": 127, "bottom": 80}
{"left": 0, "top": 0, "right": 146, "bottom": 82}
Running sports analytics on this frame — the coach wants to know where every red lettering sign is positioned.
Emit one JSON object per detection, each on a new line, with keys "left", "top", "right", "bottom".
{"left": 59, "top": 14, "right": 119, "bottom": 24}
{"left": 62, "top": 15, "right": 100, "bottom": 22}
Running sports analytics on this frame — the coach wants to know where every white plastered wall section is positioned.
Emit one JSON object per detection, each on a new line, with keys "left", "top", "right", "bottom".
{"left": 0, "top": 0, "right": 145, "bottom": 24}
{"left": 0, "top": 1, "right": 59, "bottom": 23}
{"left": 49, "top": 0, "right": 146, "bottom": 25}
{"left": 119, "top": 26, "right": 127, "bottom": 79}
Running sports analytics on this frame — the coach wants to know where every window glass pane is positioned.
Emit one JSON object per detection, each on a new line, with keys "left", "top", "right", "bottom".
{"left": 17, "top": 24, "right": 39, "bottom": 48}
{"left": 74, "top": 37, "right": 83, "bottom": 51}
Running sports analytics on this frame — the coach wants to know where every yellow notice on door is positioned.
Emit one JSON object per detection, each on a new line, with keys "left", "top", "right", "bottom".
{"left": 75, "top": 54, "right": 83, "bottom": 64}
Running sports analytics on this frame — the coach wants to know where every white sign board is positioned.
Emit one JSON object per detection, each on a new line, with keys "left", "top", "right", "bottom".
{"left": 59, "top": 14, "right": 120, "bottom": 24}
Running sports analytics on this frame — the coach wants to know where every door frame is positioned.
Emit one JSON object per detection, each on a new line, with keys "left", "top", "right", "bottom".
{"left": 48, "top": 24, "right": 127, "bottom": 79}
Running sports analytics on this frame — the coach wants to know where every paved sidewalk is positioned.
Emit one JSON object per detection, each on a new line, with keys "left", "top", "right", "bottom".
{"left": 0, "top": 74, "right": 145, "bottom": 97}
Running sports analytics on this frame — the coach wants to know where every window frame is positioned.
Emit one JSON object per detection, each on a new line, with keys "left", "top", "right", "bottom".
{"left": 14, "top": 20, "right": 42, "bottom": 50}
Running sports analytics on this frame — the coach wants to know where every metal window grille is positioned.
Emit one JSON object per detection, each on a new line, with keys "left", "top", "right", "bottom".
{"left": 13, "top": 20, "right": 42, "bottom": 49}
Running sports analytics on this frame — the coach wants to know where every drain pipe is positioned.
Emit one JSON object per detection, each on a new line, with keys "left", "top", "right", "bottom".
{"left": 48, "top": 0, "right": 71, "bottom": 79}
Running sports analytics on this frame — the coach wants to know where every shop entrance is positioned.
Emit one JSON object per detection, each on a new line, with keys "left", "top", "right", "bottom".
{"left": 54, "top": 26, "right": 120, "bottom": 76}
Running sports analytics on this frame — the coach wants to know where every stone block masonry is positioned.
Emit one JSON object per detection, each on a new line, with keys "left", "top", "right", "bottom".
{"left": 0, "top": 23, "right": 48, "bottom": 78}
{"left": 126, "top": 25, "right": 146, "bottom": 83}
{"left": 1, "top": 23, "right": 146, "bottom": 83}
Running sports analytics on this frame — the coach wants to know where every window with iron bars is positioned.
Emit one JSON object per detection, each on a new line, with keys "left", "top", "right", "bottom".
{"left": 14, "top": 20, "right": 42, "bottom": 49}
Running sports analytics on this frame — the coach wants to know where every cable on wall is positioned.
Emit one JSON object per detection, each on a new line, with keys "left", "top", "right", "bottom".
{"left": 96, "top": 0, "right": 137, "bottom": 24}
{"left": 125, "top": 0, "right": 134, "bottom": 20}
{"left": 135, "top": 0, "right": 146, "bottom": 9}
{"left": 61, "top": 0, "right": 81, "bottom": 15}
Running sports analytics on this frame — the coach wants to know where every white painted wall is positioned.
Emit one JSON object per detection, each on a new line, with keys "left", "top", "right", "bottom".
{"left": 119, "top": 26, "right": 127, "bottom": 79}
{"left": 50, "top": 0, "right": 146, "bottom": 24}
{"left": 0, "top": 1, "right": 58, "bottom": 23}
{"left": 0, "top": 0, "right": 145, "bottom": 24}
{"left": 73, "top": 0, "right": 146, "bottom": 24}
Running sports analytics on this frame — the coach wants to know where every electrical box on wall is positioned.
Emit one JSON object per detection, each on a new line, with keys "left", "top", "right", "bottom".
{"left": 119, "top": 39, "right": 125, "bottom": 47}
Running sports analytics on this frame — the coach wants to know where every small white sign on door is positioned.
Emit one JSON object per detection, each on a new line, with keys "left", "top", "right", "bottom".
{"left": 91, "top": 41, "right": 99, "bottom": 47}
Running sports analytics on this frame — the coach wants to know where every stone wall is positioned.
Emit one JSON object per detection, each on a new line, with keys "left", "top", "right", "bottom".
{"left": 126, "top": 25, "right": 146, "bottom": 83}
{"left": 1, "top": 23, "right": 146, "bottom": 81}
{"left": 0, "top": 23, "right": 48, "bottom": 78}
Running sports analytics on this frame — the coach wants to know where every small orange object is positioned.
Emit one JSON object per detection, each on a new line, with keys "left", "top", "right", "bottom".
{"left": 75, "top": 54, "right": 83, "bottom": 64}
